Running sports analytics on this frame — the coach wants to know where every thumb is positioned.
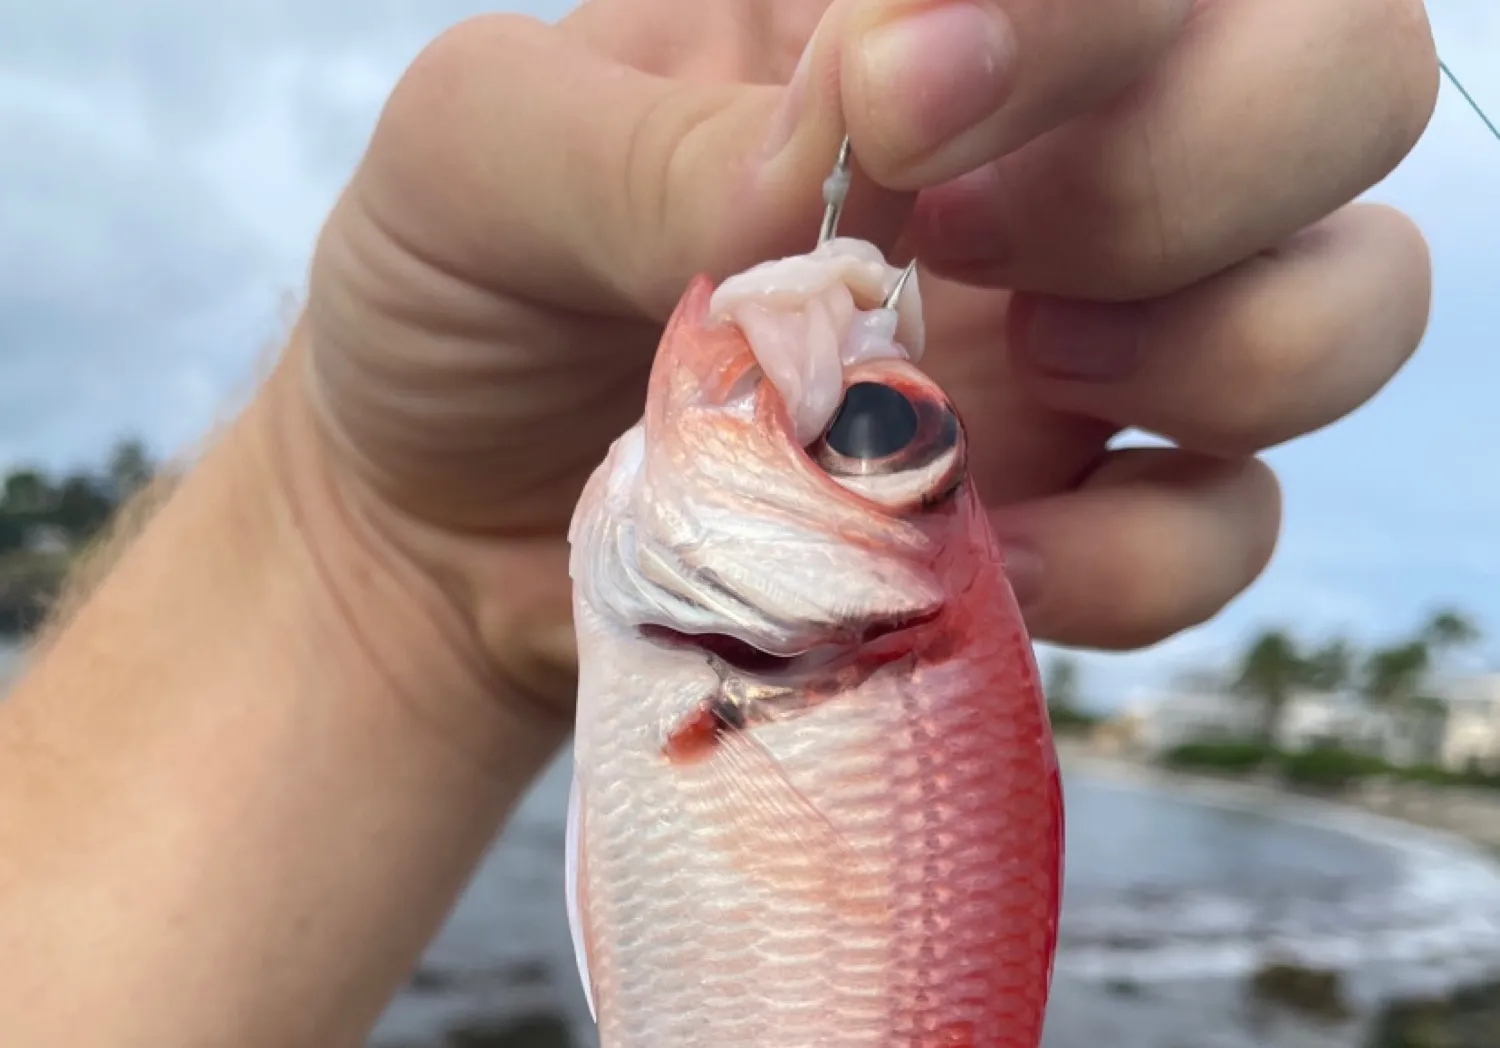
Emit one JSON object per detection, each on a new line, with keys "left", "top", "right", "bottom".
{"left": 347, "top": 6, "right": 910, "bottom": 323}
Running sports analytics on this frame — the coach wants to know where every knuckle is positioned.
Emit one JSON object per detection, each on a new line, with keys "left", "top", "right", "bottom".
{"left": 618, "top": 83, "right": 738, "bottom": 314}
{"left": 385, "top": 14, "right": 548, "bottom": 137}
{"left": 1370, "top": 0, "right": 1441, "bottom": 156}
{"left": 1044, "top": 131, "right": 1186, "bottom": 301}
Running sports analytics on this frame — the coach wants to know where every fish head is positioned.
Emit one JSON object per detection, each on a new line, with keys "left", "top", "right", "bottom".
{"left": 569, "top": 250, "right": 992, "bottom": 674}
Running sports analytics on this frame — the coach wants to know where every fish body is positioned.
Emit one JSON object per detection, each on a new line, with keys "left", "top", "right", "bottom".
{"left": 566, "top": 241, "right": 1063, "bottom": 1048}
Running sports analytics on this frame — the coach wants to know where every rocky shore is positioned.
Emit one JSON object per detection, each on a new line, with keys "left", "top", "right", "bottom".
{"left": 1056, "top": 737, "right": 1500, "bottom": 1048}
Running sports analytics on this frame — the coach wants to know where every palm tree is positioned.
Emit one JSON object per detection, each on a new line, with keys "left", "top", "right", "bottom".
{"left": 1302, "top": 637, "right": 1355, "bottom": 694}
{"left": 1422, "top": 607, "right": 1480, "bottom": 651}
{"left": 106, "top": 438, "right": 154, "bottom": 500}
{"left": 1361, "top": 641, "right": 1430, "bottom": 708}
{"left": 1234, "top": 629, "right": 1308, "bottom": 744}
{"left": 1361, "top": 639, "right": 1438, "bottom": 765}
{"left": 1, "top": 471, "right": 54, "bottom": 515}
{"left": 1044, "top": 654, "right": 1081, "bottom": 711}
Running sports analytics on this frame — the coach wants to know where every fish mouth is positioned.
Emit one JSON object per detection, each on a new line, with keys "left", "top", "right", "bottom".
{"left": 639, "top": 607, "right": 942, "bottom": 676}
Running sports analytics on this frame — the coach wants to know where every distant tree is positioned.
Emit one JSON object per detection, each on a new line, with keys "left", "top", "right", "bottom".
{"left": 106, "top": 438, "right": 153, "bottom": 500}
{"left": 0, "top": 514, "right": 23, "bottom": 556}
{"left": 49, "top": 474, "right": 114, "bottom": 542}
{"left": 1423, "top": 607, "right": 1480, "bottom": 651}
{"left": 1420, "top": 607, "right": 1482, "bottom": 681}
{"left": 1234, "top": 629, "right": 1309, "bottom": 743}
{"left": 2, "top": 470, "right": 55, "bottom": 515}
{"left": 1044, "top": 654, "right": 1081, "bottom": 710}
{"left": 1303, "top": 638, "right": 1356, "bottom": 693}
{"left": 1360, "top": 638, "right": 1442, "bottom": 764}
{"left": 1361, "top": 640, "right": 1430, "bottom": 709}
{"left": 1361, "top": 610, "right": 1483, "bottom": 765}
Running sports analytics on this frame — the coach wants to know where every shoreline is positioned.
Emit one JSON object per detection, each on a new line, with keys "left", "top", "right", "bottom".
{"left": 1055, "top": 736, "right": 1500, "bottom": 863}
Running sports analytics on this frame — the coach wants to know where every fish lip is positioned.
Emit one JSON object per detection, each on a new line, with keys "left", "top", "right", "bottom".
{"left": 638, "top": 606, "right": 943, "bottom": 677}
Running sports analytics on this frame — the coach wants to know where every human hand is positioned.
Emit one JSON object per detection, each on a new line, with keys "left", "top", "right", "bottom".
{"left": 285, "top": 0, "right": 1438, "bottom": 729}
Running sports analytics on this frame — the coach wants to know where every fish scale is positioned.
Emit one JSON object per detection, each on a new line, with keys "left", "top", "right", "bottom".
{"left": 567, "top": 249, "right": 1062, "bottom": 1047}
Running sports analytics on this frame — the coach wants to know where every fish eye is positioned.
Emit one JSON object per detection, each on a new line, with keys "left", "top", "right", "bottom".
{"left": 823, "top": 382, "right": 920, "bottom": 460}
{"left": 810, "top": 379, "right": 965, "bottom": 512}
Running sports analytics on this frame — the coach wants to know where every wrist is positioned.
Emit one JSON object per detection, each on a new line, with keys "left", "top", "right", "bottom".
{"left": 0, "top": 336, "right": 568, "bottom": 1046}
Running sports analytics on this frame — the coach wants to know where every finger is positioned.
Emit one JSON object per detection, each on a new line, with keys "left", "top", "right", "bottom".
{"left": 995, "top": 449, "right": 1281, "bottom": 650}
{"left": 351, "top": 8, "right": 885, "bottom": 323}
{"left": 351, "top": 0, "right": 1192, "bottom": 326}
{"left": 907, "top": 0, "right": 1440, "bottom": 299}
{"left": 1004, "top": 204, "right": 1431, "bottom": 458}
{"left": 840, "top": 0, "right": 1194, "bottom": 188}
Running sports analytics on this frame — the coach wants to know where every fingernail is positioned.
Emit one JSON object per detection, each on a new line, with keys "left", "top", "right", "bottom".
{"left": 854, "top": 1, "right": 1018, "bottom": 160}
{"left": 1001, "top": 542, "right": 1043, "bottom": 610}
{"left": 1020, "top": 300, "right": 1147, "bottom": 381}
{"left": 913, "top": 165, "right": 1007, "bottom": 263}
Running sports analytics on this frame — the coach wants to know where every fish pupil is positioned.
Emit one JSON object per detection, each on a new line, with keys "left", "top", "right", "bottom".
{"left": 823, "top": 382, "right": 918, "bottom": 460}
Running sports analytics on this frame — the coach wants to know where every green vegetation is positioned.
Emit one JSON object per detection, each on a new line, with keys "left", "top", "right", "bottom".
{"left": 1367, "top": 975, "right": 1500, "bottom": 1048}
{"left": 0, "top": 438, "right": 154, "bottom": 637}
{"left": 1161, "top": 739, "right": 1500, "bottom": 793}
{"left": 1279, "top": 746, "right": 1392, "bottom": 790}
{"left": 1230, "top": 608, "right": 1483, "bottom": 757}
{"left": 1233, "top": 628, "right": 1311, "bottom": 743}
{"left": 1247, "top": 961, "right": 1352, "bottom": 1023}
{"left": 1162, "top": 741, "right": 1276, "bottom": 774}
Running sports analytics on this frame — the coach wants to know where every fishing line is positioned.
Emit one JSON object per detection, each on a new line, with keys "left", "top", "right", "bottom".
{"left": 1440, "top": 59, "right": 1500, "bottom": 144}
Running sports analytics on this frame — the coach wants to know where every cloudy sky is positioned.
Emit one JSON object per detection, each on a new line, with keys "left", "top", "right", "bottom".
{"left": 2, "top": 0, "right": 1498, "bottom": 704}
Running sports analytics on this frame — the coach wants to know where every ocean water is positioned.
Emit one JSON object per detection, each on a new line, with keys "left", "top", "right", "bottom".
{"left": 370, "top": 753, "right": 1500, "bottom": 1048}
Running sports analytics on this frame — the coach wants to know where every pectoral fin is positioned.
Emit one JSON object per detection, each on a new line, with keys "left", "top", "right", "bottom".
{"left": 684, "top": 726, "right": 887, "bottom": 920}
{"left": 564, "top": 771, "right": 597, "bottom": 1023}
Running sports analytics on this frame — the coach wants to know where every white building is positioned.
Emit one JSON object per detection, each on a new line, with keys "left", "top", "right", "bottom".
{"left": 1275, "top": 690, "right": 1391, "bottom": 756}
{"left": 1437, "top": 673, "right": 1500, "bottom": 773}
{"left": 1131, "top": 688, "right": 1263, "bottom": 754}
{"left": 1122, "top": 672, "right": 1500, "bottom": 770}
{"left": 1131, "top": 687, "right": 1403, "bottom": 761}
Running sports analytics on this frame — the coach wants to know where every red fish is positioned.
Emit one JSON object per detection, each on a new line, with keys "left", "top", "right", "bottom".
{"left": 566, "top": 235, "right": 1064, "bottom": 1047}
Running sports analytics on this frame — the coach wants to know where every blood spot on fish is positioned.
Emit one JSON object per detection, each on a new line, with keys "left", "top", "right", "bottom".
{"left": 935, "top": 1020, "right": 976, "bottom": 1047}
{"left": 662, "top": 698, "right": 743, "bottom": 764}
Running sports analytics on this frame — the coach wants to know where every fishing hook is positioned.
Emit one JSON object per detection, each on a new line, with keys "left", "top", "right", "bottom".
{"left": 819, "top": 134, "right": 918, "bottom": 310}
{"left": 882, "top": 259, "right": 918, "bottom": 310}
{"left": 816, "top": 135, "right": 853, "bottom": 246}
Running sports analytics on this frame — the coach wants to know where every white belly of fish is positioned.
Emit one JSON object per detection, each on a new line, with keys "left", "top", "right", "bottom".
{"left": 567, "top": 602, "right": 1017, "bottom": 1048}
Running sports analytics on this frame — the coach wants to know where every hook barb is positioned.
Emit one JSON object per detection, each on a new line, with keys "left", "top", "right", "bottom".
{"left": 881, "top": 260, "right": 917, "bottom": 310}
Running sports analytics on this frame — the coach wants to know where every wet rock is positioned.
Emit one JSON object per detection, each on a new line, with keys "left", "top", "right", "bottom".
{"left": 1104, "top": 978, "right": 1144, "bottom": 997}
{"left": 1367, "top": 977, "right": 1500, "bottom": 1048}
{"left": 1246, "top": 961, "right": 1352, "bottom": 1022}
{"left": 408, "top": 965, "right": 456, "bottom": 993}
{"left": 501, "top": 960, "right": 552, "bottom": 988}
{"left": 446, "top": 1012, "right": 573, "bottom": 1048}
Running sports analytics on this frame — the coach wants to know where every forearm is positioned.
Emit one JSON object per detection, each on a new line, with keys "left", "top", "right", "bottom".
{"left": 0, "top": 360, "right": 566, "bottom": 1046}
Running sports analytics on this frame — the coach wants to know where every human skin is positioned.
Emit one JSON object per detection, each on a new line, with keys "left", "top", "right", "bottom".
{"left": 0, "top": 1, "right": 1438, "bottom": 1045}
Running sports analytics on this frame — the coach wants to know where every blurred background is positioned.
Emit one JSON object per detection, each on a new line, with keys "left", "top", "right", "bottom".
{"left": 3, "top": 1, "right": 1500, "bottom": 1046}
